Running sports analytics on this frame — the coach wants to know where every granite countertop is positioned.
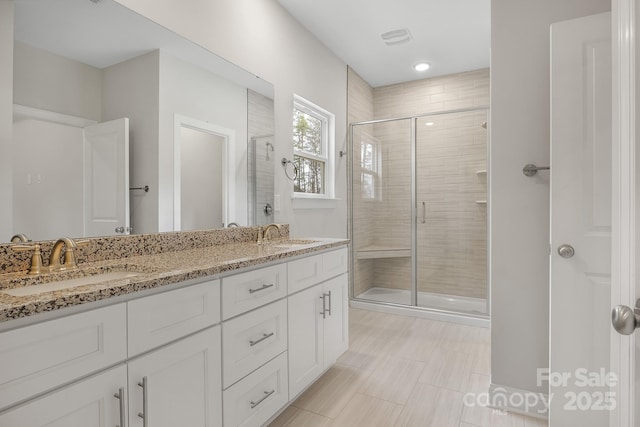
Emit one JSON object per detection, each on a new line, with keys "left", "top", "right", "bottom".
{"left": 0, "top": 238, "right": 349, "bottom": 323}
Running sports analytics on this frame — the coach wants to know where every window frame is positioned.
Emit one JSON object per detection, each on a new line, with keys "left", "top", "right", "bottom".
{"left": 292, "top": 94, "right": 335, "bottom": 199}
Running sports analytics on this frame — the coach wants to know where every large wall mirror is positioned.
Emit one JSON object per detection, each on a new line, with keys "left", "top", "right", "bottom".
{"left": 7, "top": 0, "right": 275, "bottom": 242}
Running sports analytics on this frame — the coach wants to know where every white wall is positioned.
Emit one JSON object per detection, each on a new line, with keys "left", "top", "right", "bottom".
{"left": 0, "top": 1, "right": 13, "bottom": 241}
{"left": 491, "top": 0, "right": 610, "bottom": 397}
{"left": 114, "top": 0, "right": 348, "bottom": 238}
{"left": 13, "top": 42, "right": 102, "bottom": 121}
{"left": 102, "top": 51, "right": 160, "bottom": 235}
{"left": 158, "top": 51, "right": 248, "bottom": 231}
{"left": 12, "top": 119, "right": 84, "bottom": 240}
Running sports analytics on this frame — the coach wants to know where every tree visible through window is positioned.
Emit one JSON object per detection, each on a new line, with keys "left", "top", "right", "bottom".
{"left": 292, "top": 96, "right": 333, "bottom": 197}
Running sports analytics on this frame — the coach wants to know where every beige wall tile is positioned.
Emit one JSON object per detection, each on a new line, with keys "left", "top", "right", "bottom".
{"left": 350, "top": 69, "right": 489, "bottom": 302}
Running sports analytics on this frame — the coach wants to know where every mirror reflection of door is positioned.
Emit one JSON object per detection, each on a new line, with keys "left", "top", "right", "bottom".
{"left": 180, "top": 127, "right": 226, "bottom": 231}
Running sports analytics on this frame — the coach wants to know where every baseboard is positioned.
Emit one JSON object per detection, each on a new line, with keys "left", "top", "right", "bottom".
{"left": 487, "top": 382, "right": 549, "bottom": 419}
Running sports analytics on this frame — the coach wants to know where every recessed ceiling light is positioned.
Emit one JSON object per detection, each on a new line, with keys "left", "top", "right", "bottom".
{"left": 414, "top": 62, "right": 430, "bottom": 72}
{"left": 425, "top": 122, "right": 435, "bottom": 126}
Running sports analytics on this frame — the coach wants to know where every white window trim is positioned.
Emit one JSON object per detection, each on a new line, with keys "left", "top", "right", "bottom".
{"left": 292, "top": 94, "right": 335, "bottom": 200}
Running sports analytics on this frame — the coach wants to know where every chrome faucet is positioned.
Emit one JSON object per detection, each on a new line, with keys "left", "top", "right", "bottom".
{"left": 49, "top": 237, "right": 90, "bottom": 272}
{"left": 256, "top": 224, "right": 281, "bottom": 245}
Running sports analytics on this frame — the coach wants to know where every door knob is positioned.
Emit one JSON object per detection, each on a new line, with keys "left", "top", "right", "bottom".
{"left": 557, "top": 244, "right": 575, "bottom": 258}
{"left": 612, "top": 301, "right": 640, "bottom": 335}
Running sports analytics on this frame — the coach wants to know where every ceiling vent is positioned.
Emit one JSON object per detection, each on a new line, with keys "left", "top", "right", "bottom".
{"left": 381, "top": 28, "right": 412, "bottom": 46}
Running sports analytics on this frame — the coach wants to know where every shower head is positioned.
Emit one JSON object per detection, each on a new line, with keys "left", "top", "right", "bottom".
{"left": 266, "top": 142, "right": 274, "bottom": 160}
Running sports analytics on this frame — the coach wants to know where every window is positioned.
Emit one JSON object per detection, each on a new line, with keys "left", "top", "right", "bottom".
{"left": 292, "top": 95, "right": 335, "bottom": 198}
{"left": 360, "top": 136, "right": 380, "bottom": 200}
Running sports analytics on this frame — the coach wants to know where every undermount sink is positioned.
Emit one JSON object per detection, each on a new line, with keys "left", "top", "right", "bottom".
{"left": 2, "top": 270, "right": 142, "bottom": 297}
{"left": 263, "top": 239, "right": 318, "bottom": 248}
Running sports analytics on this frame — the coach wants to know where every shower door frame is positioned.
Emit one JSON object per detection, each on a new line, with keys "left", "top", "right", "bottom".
{"left": 348, "top": 105, "right": 490, "bottom": 319}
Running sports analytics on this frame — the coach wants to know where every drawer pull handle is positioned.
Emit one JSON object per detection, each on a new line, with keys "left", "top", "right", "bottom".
{"left": 326, "top": 290, "right": 332, "bottom": 316}
{"left": 114, "top": 387, "right": 125, "bottom": 427}
{"left": 250, "top": 389, "right": 275, "bottom": 409}
{"left": 250, "top": 332, "right": 275, "bottom": 347}
{"left": 138, "top": 376, "right": 148, "bottom": 427}
{"left": 249, "top": 283, "right": 274, "bottom": 294}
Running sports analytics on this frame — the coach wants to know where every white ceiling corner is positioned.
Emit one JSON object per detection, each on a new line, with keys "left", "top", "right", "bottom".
{"left": 276, "top": 0, "right": 490, "bottom": 88}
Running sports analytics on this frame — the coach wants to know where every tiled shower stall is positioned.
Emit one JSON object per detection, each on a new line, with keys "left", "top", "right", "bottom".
{"left": 348, "top": 68, "right": 489, "bottom": 317}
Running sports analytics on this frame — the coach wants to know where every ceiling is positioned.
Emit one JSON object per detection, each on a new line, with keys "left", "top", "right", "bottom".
{"left": 13, "top": 0, "right": 272, "bottom": 97}
{"left": 276, "top": 0, "right": 490, "bottom": 88}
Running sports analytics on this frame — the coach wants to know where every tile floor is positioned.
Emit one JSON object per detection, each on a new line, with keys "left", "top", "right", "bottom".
{"left": 268, "top": 308, "right": 548, "bottom": 427}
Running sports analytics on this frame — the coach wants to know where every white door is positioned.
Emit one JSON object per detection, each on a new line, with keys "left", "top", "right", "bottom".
{"left": 323, "top": 274, "right": 349, "bottom": 366}
{"left": 83, "top": 118, "right": 129, "bottom": 237}
{"left": 127, "top": 326, "right": 222, "bottom": 427}
{"left": 0, "top": 365, "right": 127, "bottom": 427}
{"left": 610, "top": 1, "right": 640, "bottom": 425}
{"left": 288, "top": 284, "right": 324, "bottom": 399}
{"left": 549, "top": 12, "right": 612, "bottom": 427}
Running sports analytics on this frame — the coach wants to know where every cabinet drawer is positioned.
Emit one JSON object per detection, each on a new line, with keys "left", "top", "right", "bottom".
{"left": 0, "top": 304, "right": 127, "bottom": 411}
{"left": 128, "top": 280, "right": 221, "bottom": 356}
{"left": 288, "top": 253, "right": 323, "bottom": 294}
{"left": 222, "top": 300, "right": 287, "bottom": 388}
{"left": 221, "top": 264, "right": 287, "bottom": 320}
{"left": 323, "top": 247, "right": 348, "bottom": 280}
{"left": 223, "top": 352, "right": 288, "bottom": 427}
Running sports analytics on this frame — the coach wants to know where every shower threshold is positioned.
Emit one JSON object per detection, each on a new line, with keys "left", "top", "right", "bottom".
{"left": 356, "top": 286, "right": 487, "bottom": 315}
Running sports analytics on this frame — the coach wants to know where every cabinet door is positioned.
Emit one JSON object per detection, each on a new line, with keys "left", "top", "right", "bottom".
{"left": 128, "top": 326, "right": 222, "bottom": 427}
{"left": 323, "top": 274, "right": 349, "bottom": 365}
{"left": 287, "top": 284, "right": 324, "bottom": 399}
{"left": 0, "top": 365, "right": 127, "bottom": 427}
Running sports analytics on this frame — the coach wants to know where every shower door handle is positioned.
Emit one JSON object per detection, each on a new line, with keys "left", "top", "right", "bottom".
{"left": 421, "top": 202, "right": 426, "bottom": 224}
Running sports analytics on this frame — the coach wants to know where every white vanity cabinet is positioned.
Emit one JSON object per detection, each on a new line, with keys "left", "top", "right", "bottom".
{"left": 0, "top": 280, "right": 223, "bottom": 427}
{"left": 128, "top": 326, "right": 222, "bottom": 427}
{"left": 0, "top": 365, "right": 128, "bottom": 427}
{"left": 221, "top": 266, "right": 289, "bottom": 426}
{"left": 126, "top": 280, "right": 223, "bottom": 427}
{"left": 287, "top": 249, "right": 349, "bottom": 399}
{"left": 0, "top": 244, "right": 349, "bottom": 427}
{"left": 0, "top": 303, "right": 127, "bottom": 412}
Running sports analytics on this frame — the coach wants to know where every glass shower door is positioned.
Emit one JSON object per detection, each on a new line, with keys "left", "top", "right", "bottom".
{"left": 351, "top": 119, "right": 413, "bottom": 306}
{"left": 414, "top": 110, "right": 489, "bottom": 315}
